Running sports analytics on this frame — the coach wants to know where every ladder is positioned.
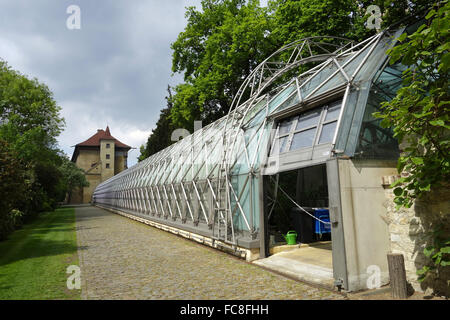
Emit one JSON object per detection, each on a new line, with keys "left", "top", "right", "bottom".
{"left": 212, "top": 110, "right": 244, "bottom": 244}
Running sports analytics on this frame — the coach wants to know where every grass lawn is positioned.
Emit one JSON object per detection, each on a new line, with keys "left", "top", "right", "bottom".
{"left": 0, "top": 207, "right": 80, "bottom": 300}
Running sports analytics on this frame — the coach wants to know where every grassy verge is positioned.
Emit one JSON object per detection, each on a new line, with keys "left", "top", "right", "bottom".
{"left": 0, "top": 207, "right": 80, "bottom": 300}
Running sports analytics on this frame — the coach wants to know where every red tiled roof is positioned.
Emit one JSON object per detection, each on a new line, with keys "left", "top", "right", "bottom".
{"left": 75, "top": 126, "right": 131, "bottom": 149}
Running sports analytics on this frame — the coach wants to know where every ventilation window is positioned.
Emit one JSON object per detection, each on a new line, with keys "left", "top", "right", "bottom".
{"left": 270, "top": 99, "right": 342, "bottom": 155}
{"left": 318, "top": 101, "right": 341, "bottom": 144}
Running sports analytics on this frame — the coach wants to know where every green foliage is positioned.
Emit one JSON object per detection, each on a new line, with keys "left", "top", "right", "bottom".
{"left": 417, "top": 224, "right": 450, "bottom": 285}
{"left": 0, "top": 60, "right": 64, "bottom": 164}
{"left": 270, "top": 0, "right": 369, "bottom": 45}
{"left": 374, "top": 1, "right": 449, "bottom": 208}
{"left": 170, "top": 0, "right": 277, "bottom": 129}
{"left": 0, "top": 139, "right": 30, "bottom": 240}
{"left": 56, "top": 156, "right": 89, "bottom": 204}
{"left": 0, "top": 59, "right": 79, "bottom": 239}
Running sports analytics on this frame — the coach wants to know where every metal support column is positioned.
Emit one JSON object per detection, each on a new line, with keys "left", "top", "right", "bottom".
{"left": 326, "top": 158, "right": 348, "bottom": 290}
{"left": 258, "top": 174, "right": 269, "bottom": 258}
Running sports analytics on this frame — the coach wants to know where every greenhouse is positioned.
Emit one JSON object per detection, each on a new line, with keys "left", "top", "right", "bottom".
{"left": 93, "top": 26, "right": 407, "bottom": 291}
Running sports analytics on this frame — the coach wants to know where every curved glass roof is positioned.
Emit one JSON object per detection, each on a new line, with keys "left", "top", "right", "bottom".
{"left": 93, "top": 28, "right": 405, "bottom": 248}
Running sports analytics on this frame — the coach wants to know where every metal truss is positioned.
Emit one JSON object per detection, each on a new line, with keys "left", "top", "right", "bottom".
{"left": 93, "top": 29, "right": 398, "bottom": 247}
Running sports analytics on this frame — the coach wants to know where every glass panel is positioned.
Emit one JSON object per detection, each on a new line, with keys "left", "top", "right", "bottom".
{"left": 296, "top": 109, "right": 321, "bottom": 130}
{"left": 280, "top": 136, "right": 289, "bottom": 153}
{"left": 353, "top": 34, "right": 401, "bottom": 83}
{"left": 333, "top": 89, "right": 358, "bottom": 153}
{"left": 243, "top": 97, "right": 267, "bottom": 126}
{"left": 276, "top": 91, "right": 300, "bottom": 112}
{"left": 290, "top": 128, "right": 316, "bottom": 150}
{"left": 324, "top": 101, "right": 341, "bottom": 121}
{"left": 351, "top": 60, "right": 405, "bottom": 159}
{"left": 313, "top": 70, "right": 347, "bottom": 97}
{"left": 278, "top": 119, "right": 294, "bottom": 136}
{"left": 268, "top": 84, "right": 296, "bottom": 114}
{"left": 354, "top": 87, "right": 400, "bottom": 159}
{"left": 319, "top": 121, "right": 337, "bottom": 144}
{"left": 270, "top": 136, "right": 288, "bottom": 155}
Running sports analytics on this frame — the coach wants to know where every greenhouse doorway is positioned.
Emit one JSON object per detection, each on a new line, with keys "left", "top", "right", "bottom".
{"left": 256, "top": 164, "right": 335, "bottom": 288}
{"left": 267, "top": 164, "right": 331, "bottom": 247}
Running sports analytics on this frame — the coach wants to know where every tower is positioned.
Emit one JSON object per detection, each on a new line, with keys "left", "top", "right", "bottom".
{"left": 70, "top": 126, "right": 131, "bottom": 203}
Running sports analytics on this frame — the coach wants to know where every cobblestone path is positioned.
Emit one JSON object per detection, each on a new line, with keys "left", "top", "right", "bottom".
{"left": 75, "top": 206, "right": 346, "bottom": 300}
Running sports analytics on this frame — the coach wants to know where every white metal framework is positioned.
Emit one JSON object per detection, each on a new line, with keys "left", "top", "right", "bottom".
{"left": 93, "top": 28, "right": 404, "bottom": 249}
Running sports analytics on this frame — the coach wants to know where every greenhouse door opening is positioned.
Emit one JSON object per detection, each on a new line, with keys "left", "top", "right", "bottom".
{"left": 267, "top": 164, "right": 331, "bottom": 249}
{"left": 255, "top": 164, "right": 335, "bottom": 287}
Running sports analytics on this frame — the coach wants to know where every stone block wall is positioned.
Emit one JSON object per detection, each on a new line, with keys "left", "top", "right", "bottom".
{"left": 383, "top": 176, "right": 450, "bottom": 297}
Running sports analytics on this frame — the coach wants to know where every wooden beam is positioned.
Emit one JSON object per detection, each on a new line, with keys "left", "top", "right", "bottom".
{"left": 387, "top": 253, "right": 408, "bottom": 299}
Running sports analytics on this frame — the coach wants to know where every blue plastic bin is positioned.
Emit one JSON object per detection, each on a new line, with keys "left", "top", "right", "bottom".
{"left": 314, "top": 209, "right": 331, "bottom": 234}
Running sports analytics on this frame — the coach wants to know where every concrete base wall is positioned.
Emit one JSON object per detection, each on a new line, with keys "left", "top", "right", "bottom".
{"left": 338, "top": 159, "right": 398, "bottom": 291}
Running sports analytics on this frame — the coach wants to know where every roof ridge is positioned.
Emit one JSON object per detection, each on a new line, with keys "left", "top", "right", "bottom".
{"left": 75, "top": 126, "right": 131, "bottom": 149}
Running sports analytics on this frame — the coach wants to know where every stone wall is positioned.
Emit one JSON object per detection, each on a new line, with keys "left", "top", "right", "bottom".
{"left": 383, "top": 176, "right": 450, "bottom": 297}
{"left": 83, "top": 174, "right": 101, "bottom": 204}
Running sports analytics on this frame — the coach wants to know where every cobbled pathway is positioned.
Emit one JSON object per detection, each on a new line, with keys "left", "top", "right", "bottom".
{"left": 75, "top": 206, "right": 346, "bottom": 300}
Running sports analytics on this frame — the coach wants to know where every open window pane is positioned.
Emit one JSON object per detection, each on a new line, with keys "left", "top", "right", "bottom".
{"left": 269, "top": 97, "right": 343, "bottom": 155}
{"left": 279, "top": 136, "right": 289, "bottom": 153}
{"left": 270, "top": 136, "right": 289, "bottom": 155}
{"left": 324, "top": 102, "right": 341, "bottom": 121}
{"left": 278, "top": 119, "right": 293, "bottom": 136}
{"left": 318, "top": 121, "right": 337, "bottom": 144}
{"left": 296, "top": 110, "right": 321, "bottom": 130}
{"left": 290, "top": 128, "right": 316, "bottom": 150}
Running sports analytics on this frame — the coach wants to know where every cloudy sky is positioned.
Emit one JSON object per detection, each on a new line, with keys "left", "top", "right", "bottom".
{"left": 0, "top": 0, "right": 210, "bottom": 166}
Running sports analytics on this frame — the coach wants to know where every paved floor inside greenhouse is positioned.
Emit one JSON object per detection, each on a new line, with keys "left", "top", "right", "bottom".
{"left": 75, "top": 206, "right": 344, "bottom": 300}
{"left": 253, "top": 242, "right": 334, "bottom": 289}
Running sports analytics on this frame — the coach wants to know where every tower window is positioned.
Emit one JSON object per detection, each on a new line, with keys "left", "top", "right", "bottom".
{"left": 106, "top": 143, "right": 110, "bottom": 148}
{"left": 106, "top": 154, "right": 110, "bottom": 159}
{"left": 106, "top": 163, "right": 110, "bottom": 168}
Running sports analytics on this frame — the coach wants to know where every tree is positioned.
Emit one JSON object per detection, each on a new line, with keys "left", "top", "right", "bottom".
{"left": 375, "top": 1, "right": 449, "bottom": 208}
{"left": 270, "top": 0, "right": 369, "bottom": 46}
{"left": 0, "top": 59, "right": 65, "bottom": 165}
{"left": 0, "top": 59, "right": 66, "bottom": 219}
{"left": 58, "top": 156, "right": 89, "bottom": 203}
{"left": 0, "top": 139, "right": 29, "bottom": 239}
{"left": 270, "top": 0, "right": 435, "bottom": 46}
{"left": 0, "top": 60, "right": 64, "bottom": 143}
{"left": 170, "top": 0, "right": 277, "bottom": 129}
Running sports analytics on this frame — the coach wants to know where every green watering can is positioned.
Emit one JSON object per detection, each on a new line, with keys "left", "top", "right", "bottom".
{"left": 283, "top": 231, "right": 297, "bottom": 245}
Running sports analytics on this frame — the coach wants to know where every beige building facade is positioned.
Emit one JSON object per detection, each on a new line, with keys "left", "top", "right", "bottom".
{"left": 70, "top": 126, "right": 131, "bottom": 204}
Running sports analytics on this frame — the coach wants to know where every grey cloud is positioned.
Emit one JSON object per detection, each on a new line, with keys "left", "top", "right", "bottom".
{"left": 0, "top": 0, "right": 202, "bottom": 166}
